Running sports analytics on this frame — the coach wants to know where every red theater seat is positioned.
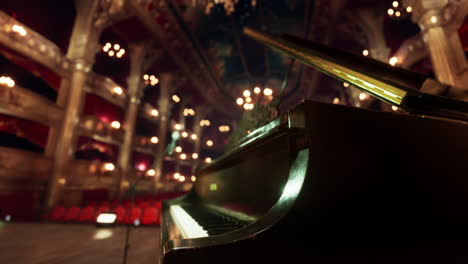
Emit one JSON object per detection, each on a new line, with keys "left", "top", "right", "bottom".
{"left": 151, "top": 200, "right": 162, "bottom": 209}
{"left": 124, "top": 207, "right": 142, "bottom": 225}
{"left": 138, "top": 202, "right": 149, "bottom": 209}
{"left": 49, "top": 206, "right": 66, "bottom": 221}
{"left": 112, "top": 207, "right": 127, "bottom": 224}
{"left": 63, "top": 206, "right": 81, "bottom": 222}
{"left": 141, "top": 207, "right": 160, "bottom": 225}
{"left": 78, "top": 206, "right": 95, "bottom": 223}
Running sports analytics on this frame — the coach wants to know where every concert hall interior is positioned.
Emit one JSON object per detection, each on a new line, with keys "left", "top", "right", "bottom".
{"left": 0, "top": 0, "right": 467, "bottom": 263}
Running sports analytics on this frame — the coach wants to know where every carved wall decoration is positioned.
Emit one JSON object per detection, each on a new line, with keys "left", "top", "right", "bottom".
{"left": 0, "top": 11, "right": 72, "bottom": 79}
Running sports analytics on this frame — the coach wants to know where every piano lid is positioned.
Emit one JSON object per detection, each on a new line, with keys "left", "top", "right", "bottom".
{"left": 243, "top": 27, "right": 468, "bottom": 122}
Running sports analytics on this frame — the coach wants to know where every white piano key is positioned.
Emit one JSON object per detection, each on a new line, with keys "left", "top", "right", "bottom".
{"left": 169, "top": 205, "right": 209, "bottom": 239}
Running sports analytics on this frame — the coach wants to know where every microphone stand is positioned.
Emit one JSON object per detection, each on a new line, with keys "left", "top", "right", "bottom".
{"left": 122, "top": 131, "right": 180, "bottom": 264}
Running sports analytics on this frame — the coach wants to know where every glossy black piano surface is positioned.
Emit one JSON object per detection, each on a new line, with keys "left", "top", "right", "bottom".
{"left": 160, "top": 100, "right": 468, "bottom": 263}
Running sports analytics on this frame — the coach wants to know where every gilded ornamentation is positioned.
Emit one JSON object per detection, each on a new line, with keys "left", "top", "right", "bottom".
{"left": 93, "top": 0, "right": 129, "bottom": 29}
{"left": 0, "top": 11, "right": 72, "bottom": 78}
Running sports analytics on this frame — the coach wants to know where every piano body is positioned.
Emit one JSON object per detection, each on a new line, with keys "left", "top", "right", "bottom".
{"left": 160, "top": 29, "right": 468, "bottom": 263}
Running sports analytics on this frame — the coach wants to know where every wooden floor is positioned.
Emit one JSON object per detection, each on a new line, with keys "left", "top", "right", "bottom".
{"left": 0, "top": 222, "right": 161, "bottom": 264}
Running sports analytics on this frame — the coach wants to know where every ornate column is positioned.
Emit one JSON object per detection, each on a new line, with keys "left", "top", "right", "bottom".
{"left": 44, "top": 0, "right": 129, "bottom": 209}
{"left": 153, "top": 73, "right": 174, "bottom": 191}
{"left": 115, "top": 43, "right": 161, "bottom": 196}
{"left": 404, "top": 0, "right": 468, "bottom": 91}
{"left": 115, "top": 44, "right": 145, "bottom": 197}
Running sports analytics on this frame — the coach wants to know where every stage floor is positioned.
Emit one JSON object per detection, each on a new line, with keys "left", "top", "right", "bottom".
{"left": 0, "top": 222, "right": 161, "bottom": 264}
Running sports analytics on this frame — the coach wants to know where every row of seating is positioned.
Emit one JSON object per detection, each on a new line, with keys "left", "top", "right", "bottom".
{"left": 85, "top": 200, "right": 161, "bottom": 210}
{"left": 42, "top": 193, "right": 187, "bottom": 225}
{"left": 44, "top": 205, "right": 161, "bottom": 226}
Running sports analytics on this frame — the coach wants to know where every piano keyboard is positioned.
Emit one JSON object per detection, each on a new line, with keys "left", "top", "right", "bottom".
{"left": 169, "top": 205, "right": 250, "bottom": 239}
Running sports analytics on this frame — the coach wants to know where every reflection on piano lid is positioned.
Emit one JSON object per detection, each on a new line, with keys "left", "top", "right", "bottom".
{"left": 161, "top": 100, "right": 468, "bottom": 264}
{"left": 243, "top": 27, "right": 468, "bottom": 122}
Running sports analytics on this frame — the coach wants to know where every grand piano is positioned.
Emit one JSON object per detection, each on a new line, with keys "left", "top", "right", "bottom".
{"left": 160, "top": 28, "right": 468, "bottom": 263}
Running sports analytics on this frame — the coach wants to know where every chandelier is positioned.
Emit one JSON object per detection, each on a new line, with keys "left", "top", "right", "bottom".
{"left": 195, "top": 0, "right": 257, "bottom": 16}
{"left": 386, "top": 0, "right": 412, "bottom": 20}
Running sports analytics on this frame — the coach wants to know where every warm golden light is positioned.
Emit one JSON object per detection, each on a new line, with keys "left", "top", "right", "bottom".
{"left": 218, "top": 125, "right": 230, "bottom": 132}
{"left": 112, "top": 86, "right": 123, "bottom": 95}
{"left": 0, "top": 76, "right": 15, "bottom": 87}
{"left": 206, "top": 140, "right": 214, "bottom": 147}
{"left": 243, "top": 103, "right": 254, "bottom": 110}
{"left": 430, "top": 16, "right": 438, "bottom": 24}
{"left": 143, "top": 74, "right": 149, "bottom": 80}
{"left": 151, "top": 109, "right": 159, "bottom": 117}
{"left": 175, "top": 146, "right": 182, "bottom": 153}
{"left": 192, "top": 153, "right": 199, "bottom": 159}
{"left": 392, "top": 1, "right": 398, "bottom": 8}
{"left": 245, "top": 97, "right": 252, "bottom": 103}
{"left": 183, "top": 108, "right": 195, "bottom": 116}
{"left": 333, "top": 98, "right": 340, "bottom": 104}
{"left": 391, "top": 106, "right": 399, "bottom": 111}
{"left": 150, "top": 77, "right": 158, "bottom": 86}
{"left": 395, "top": 11, "right": 401, "bottom": 17}
{"left": 191, "top": 175, "right": 196, "bottom": 182}
{"left": 205, "top": 157, "right": 212, "bottom": 164}
{"left": 172, "top": 95, "right": 180, "bottom": 103}
{"left": 387, "top": 8, "right": 394, "bottom": 16}
{"left": 389, "top": 56, "right": 399, "bottom": 66}
{"left": 406, "top": 6, "right": 412, "bottom": 13}
{"left": 12, "top": 24, "right": 27, "bottom": 36}
{"left": 179, "top": 176, "right": 186, "bottom": 182}
{"left": 200, "top": 120, "right": 211, "bottom": 127}
{"left": 147, "top": 169, "right": 156, "bottom": 176}
{"left": 359, "top": 92, "right": 368, "bottom": 101}
{"left": 362, "top": 49, "right": 369, "bottom": 56}
{"left": 113, "top": 44, "right": 120, "bottom": 50}
{"left": 111, "top": 121, "right": 121, "bottom": 129}
{"left": 180, "top": 153, "right": 187, "bottom": 160}
{"left": 236, "top": 97, "right": 244, "bottom": 105}
{"left": 104, "top": 163, "right": 115, "bottom": 171}
{"left": 263, "top": 88, "right": 273, "bottom": 96}
{"left": 174, "top": 123, "right": 182, "bottom": 130}
{"left": 173, "top": 172, "right": 180, "bottom": 179}
{"left": 191, "top": 134, "right": 198, "bottom": 140}
{"left": 343, "top": 82, "right": 349, "bottom": 87}
{"left": 254, "top": 87, "right": 261, "bottom": 94}
{"left": 181, "top": 131, "right": 188, "bottom": 138}
{"left": 243, "top": 90, "right": 251, "bottom": 97}
{"left": 102, "top": 43, "right": 111, "bottom": 52}
{"left": 150, "top": 136, "right": 159, "bottom": 144}
{"left": 108, "top": 50, "right": 115, "bottom": 57}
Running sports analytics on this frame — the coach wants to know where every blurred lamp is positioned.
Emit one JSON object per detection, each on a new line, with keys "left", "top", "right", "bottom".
{"left": 96, "top": 213, "right": 117, "bottom": 226}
